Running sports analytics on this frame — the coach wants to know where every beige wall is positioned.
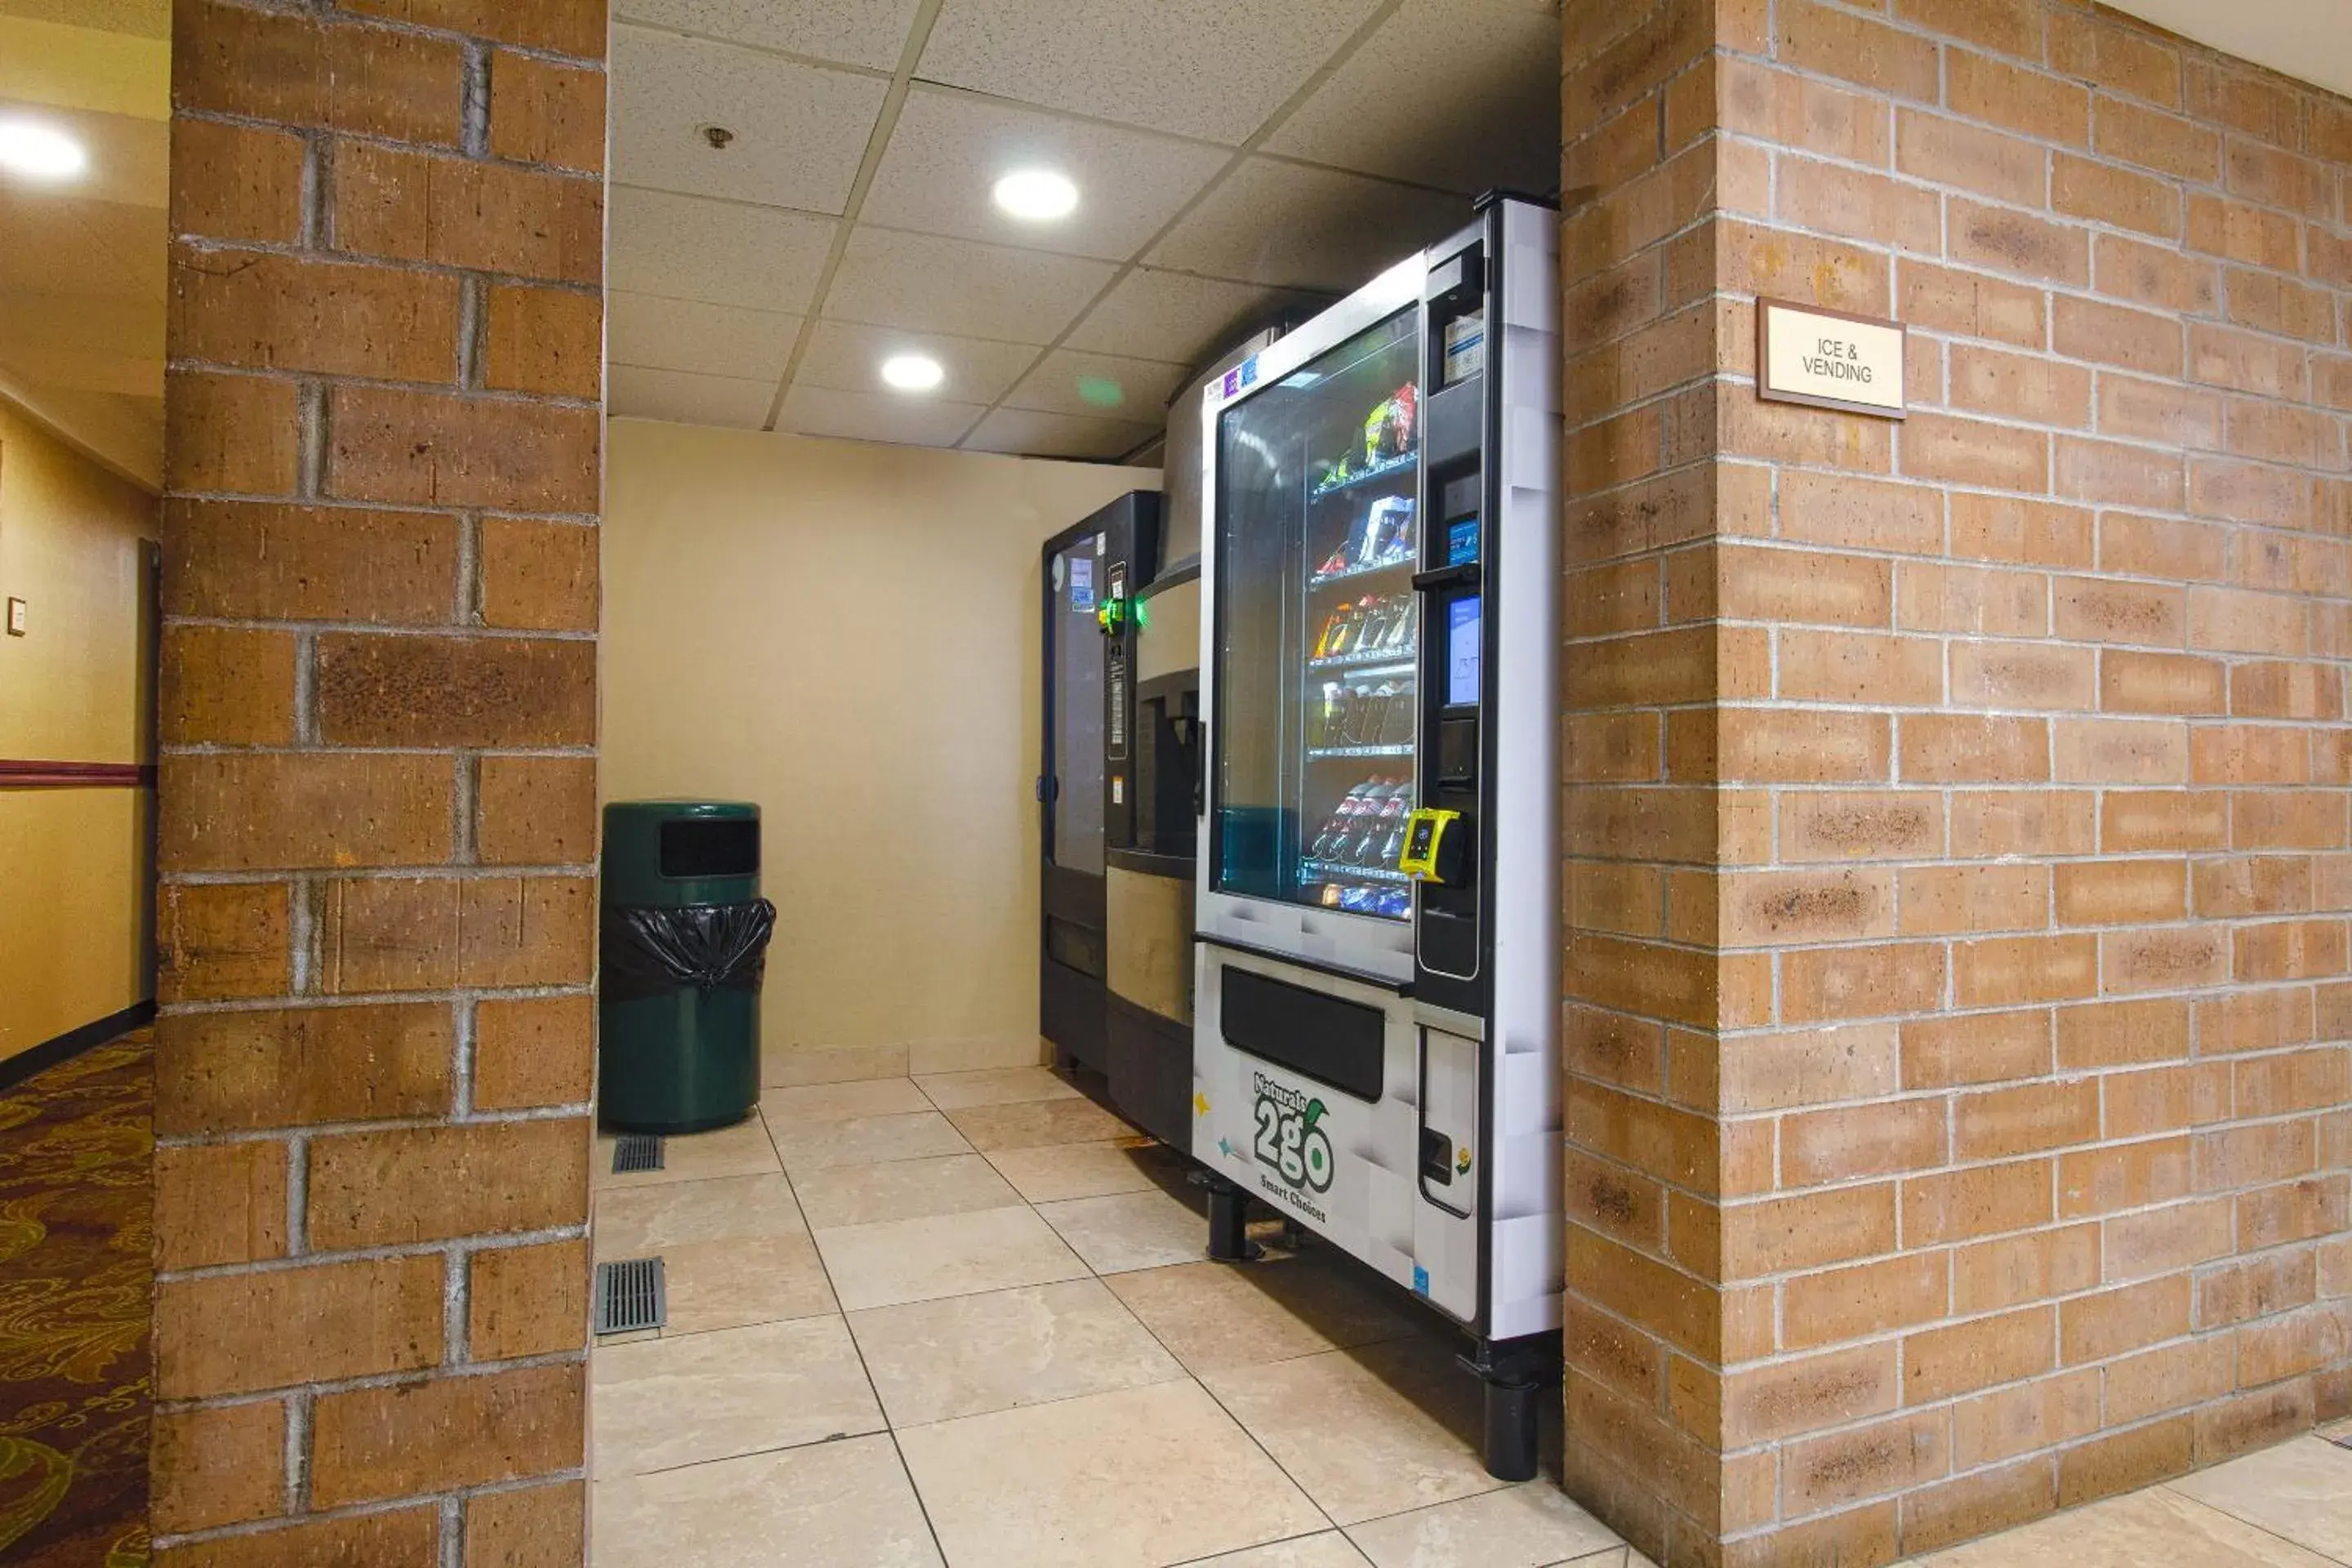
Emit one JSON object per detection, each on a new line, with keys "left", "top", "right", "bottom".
{"left": 0, "top": 396, "right": 158, "bottom": 1062}
{"left": 603, "top": 418, "right": 1159, "bottom": 1066}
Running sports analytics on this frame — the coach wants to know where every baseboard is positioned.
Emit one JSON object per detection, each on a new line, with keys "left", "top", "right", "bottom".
{"left": 0, "top": 1000, "right": 157, "bottom": 1094}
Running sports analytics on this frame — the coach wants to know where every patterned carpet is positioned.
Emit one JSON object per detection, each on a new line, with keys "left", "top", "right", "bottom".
{"left": 0, "top": 1031, "right": 153, "bottom": 1567}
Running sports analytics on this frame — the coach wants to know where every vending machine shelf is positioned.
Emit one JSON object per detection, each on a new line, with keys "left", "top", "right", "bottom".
{"left": 1298, "top": 858, "right": 1411, "bottom": 884}
{"left": 1309, "top": 555, "right": 1415, "bottom": 589}
{"left": 1306, "top": 744, "right": 1413, "bottom": 759}
{"left": 1307, "top": 649, "right": 1415, "bottom": 674}
{"left": 1310, "top": 449, "right": 1418, "bottom": 500}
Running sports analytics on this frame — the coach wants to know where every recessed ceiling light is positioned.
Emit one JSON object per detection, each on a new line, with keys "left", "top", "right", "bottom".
{"left": 880, "top": 353, "right": 945, "bottom": 394}
{"left": 992, "top": 168, "right": 1079, "bottom": 223}
{"left": 0, "top": 118, "right": 86, "bottom": 182}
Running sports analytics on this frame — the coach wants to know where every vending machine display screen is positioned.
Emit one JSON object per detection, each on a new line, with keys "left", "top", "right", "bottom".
{"left": 1446, "top": 595, "right": 1481, "bottom": 707}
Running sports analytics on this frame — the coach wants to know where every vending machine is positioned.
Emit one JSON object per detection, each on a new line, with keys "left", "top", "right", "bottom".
{"left": 1190, "top": 196, "right": 1560, "bottom": 1477}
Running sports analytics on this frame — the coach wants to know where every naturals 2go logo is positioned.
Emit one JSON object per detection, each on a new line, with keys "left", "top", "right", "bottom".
{"left": 1250, "top": 1072, "right": 1335, "bottom": 1195}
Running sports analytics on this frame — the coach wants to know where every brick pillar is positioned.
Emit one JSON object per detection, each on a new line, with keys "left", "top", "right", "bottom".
{"left": 1564, "top": 2, "right": 2352, "bottom": 1564}
{"left": 152, "top": 2, "right": 605, "bottom": 1561}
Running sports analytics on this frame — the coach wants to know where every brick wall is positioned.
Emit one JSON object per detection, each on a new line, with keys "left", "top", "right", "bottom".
{"left": 153, "top": 1, "right": 604, "bottom": 1561}
{"left": 1562, "top": 2, "right": 2352, "bottom": 1562}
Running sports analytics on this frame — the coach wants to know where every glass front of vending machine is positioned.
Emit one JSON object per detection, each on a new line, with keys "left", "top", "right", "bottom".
{"left": 1191, "top": 197, "right": 1561, "bottom": 1482}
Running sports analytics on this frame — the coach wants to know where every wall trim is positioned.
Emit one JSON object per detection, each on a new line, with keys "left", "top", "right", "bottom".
{"left": 0, "top": 760, "right": 157, "bottom": 788}
{"left": 0, "top": 999, "right": 156, "bottom": 1092}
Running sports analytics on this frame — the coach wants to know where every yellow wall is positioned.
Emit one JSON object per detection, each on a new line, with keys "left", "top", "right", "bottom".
{"left": 0, "top": 396, "right": 159, "bottom": 1062}
{"left": 602, "top": 419, "right": 1159, "bottom": 1064}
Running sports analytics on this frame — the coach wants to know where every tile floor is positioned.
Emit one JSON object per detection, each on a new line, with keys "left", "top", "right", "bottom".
{"left": 589, "top": 1064, "right": 1628, "bottom": 1568}
{"left": 590, "top": 1063, "right": 2352, "bottom": 1568}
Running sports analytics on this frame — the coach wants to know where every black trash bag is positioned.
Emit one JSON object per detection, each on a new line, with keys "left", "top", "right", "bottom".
{"left": 601, "top": 899, "right": 777, "bottom": 1004}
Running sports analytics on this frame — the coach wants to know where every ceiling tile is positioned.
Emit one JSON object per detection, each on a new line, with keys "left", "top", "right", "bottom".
{"left": 0, "top": 189, "right": 162, "bottom": 301}
{"left": 608, "top": 187, "right": 836, "bottom": 314}
{"left": 776, "top": 384, "right": 989, "bottom": 448}
{"left": 822, "top": 227, "right": 1116, "bottom": 345}
{"left": 607, "top": 291, "right": 800, "bottom": 381}
{"left": 1062, "top": 266, "right": 1326, "bottom": 365}
{"left": 610, "top": 364, "right": 777, "bottom": 428}
{"left": 860, "top": 87, "right": 1229, "bottom": 262}
{"left": 611, "top": 0, "right": 922, "bottom": 71}
{"left": 1264, "top": 0, "right": 1560, "bottom": 194}
{"left": 1146, "top": 158, "right": 1469, "bottom": 292}
{"left": 961, "top": 407, "right": 1162, "bottom": 461}
{"left": 1002, "top": 349, "right": 1189, "bottom": 423}
{"left": 611, "top": 25, "right": 884, "bottom": 214}
{"left": 918, "top": 0, "right": 1383, "bottom": 144}
{"left": 795, "top": 320, "right": 1041, "bottom": 405}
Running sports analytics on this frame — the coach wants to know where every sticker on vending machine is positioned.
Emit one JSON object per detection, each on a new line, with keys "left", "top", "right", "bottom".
{"left": 1069, "top": 556, "right": 1094, "bottom": 611}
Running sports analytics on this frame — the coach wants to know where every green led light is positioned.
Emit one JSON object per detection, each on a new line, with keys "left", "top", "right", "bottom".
{"left": 1076, "top": 375, "right": 1125, "bottom": 409}
{"left": 1134, "top": 599, "right": 1150, "bottom": 630}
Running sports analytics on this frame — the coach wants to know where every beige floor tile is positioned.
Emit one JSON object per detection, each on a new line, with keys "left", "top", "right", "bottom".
{"left": 1344, "top": 1481, "right": 1622, "bottom": 1568}
{"left": 849, "top": 1277, "right": 1186, "bottom": 1426}
{"left": 591, "top": 1432, "right": 941, "bottom": 1568}
{"left": 910, "top": 1036, "right": 1048, "bottom": 1075}
{"left": 896, "top": 1378, "right": 1328, "bottom": 1568}
{"left": 813, "top": 1203, "right": 1089, "bottom": 1311}
{"left": 591, "top": 1314, "right": 883, "bottom": 1478}
{"left": 793, "top": 1152, "right": 1022, "bottom": 1229}
{"left": 1107, "top": 1254, "right": 1423, "bottom": 1374}
{"left": 1911, "top": 1485, "right": 2336, "bottom": 1566}
{"left": 594, "top": 1116, "right": 778, "bottom": 1190}
{"left": 1037, "top": 1183, "right": 1209, "bottom": 1274}
{"left": 2169, "top": 1435, "right": 2352, "bottom": 1558}
{"left": 768, "top": 1109, "right": 973, "bottom": 1172}
{"left": 986, "top": 1138, "right": 1169, "bottom": 1202}
{"left": 916, "top": 1065, "right": 1085, "bottom": 1111}
{"left": 661, "top": 1232, "right": 838, "bottom": 1336}
{"left": 1200, "top": 1339, "right": 1497, "bottom": 1526}
{"left": 593, "top": 1172, "right": 805, "bottom": 1259}
{"left": 763, "top": 1076, "right": 933, "bottom": 1125}
{"left": 1180, "top": 1535, "right": 1374, "bottom": 1566}
{"left": 764, "top": 1040, "right": 911, "bottom": 1087}
{"left": 947, "top": 1096, "right": 1138, "bottom": 1152}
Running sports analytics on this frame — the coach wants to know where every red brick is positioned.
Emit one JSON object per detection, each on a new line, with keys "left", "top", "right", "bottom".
{"left": 1900, "top": 411, "right": 2049, "bottom": 491}
{"left": 175, "top": 0, "right": 464, "bottom": 144}
{"left": 160, "top": 752, "right": 455, "bottom": 872}
{"left": 473, "top": 994, "right": 595, "bottom": 1111}
{"left": 1956, "top": 1079, "right": 2100, "bottom": 1159}
{"left": 2059, "top": 1415, "right": 2193, "bottom": 1507}
{"left": 153, "top": 1400, "right": 286, "bottom": 1534}
{"left": 2052, "top": 154, "right": 2180, "bottom": 238}
{"left": 1900, "top": 715, "right": 2048, "bottom": 783}
{"left": 1777, "top": 155, "right": 1941, "bottom": 253}
{"left": 1949, "top": 493, "right": 2090, "bottom": 568}
{"left": 1904, "top": 1158, "right": 2055, "bottom": 1245}
{"left": 483, "top": 287, "right": 604, "bottom": 402}
{"left": 308, "top": 1116, "right": 590, "bottom": 1248}
{"left": 341, "top": 0, "right": 608, "bottom": 56}
{"left": 470, "top": 1238, "right": 590, "bottom": 1361}
{"left": 166, "top": 500, "right": 460, "bottom": 623}
{"left": 171, "top": 118, "right": 305, "bottom": 245}
{"left": 327, "top": 386, "right": 601, "bottom": 511}
{"left": 154, "top": 1140, "right": 288, "bottom": 1269}
{"left": 336, "top": 142, "right": 603, "bottom": 286}
{"left": 1954, "top": 1224, "right": 2100, "bottom": 1314}
{"left": 172, "top": 247, "right": 459, "bottom": 381}
{"left": 2096, "top": 97, "right": 2221, "bottom": 182}
{"left": 490, "top": 50, "right": 605, "bottom": 174}
{"left": 315, "top": 634, "right": 595, "bottom": 747}
{"left": 2187, "top": 195, "right": 2302, "bottom": 271}
{"left": 1950, "top": 199, "right": 2090, "bottom": 287}
{"left": 317, "top": 875, "right": 594, "bottom": 993}
{"left": 466, "top": 1482, "right": 586, "bottom": 1568}
{"left": 166, "top": 370, "right": 301, "bottom": 496}
{"left": 310, "top": 1362, "right": 586, "bottom": 1508}
{"left": 1901, "top": 1006, "right": 2048, "bottom": 1085}
{"left": 2055, "top": 996, "right": 2190, "bottom": 1068}
{"left": 2053, "top": 296, "right": 2182, "bottom": 376}
{"left": 1777, "top": 1, "right": 1939, "bottom": 100}
{"left": 1904, "top": 1306, "right": 2056, "bottom": 1403}
{"left": 1954, "top": 933, "right": 2098, "bottom": 1007}
{"left": 156, "top": 1002, "right": 453, "bottom": 1134}
{"left": 157, "top": 880, "right": 291, "bottom": 1003}
{"left": 155, "top": 1509, "right": 439, "bottom": 1568}
{"left": 1900, "top": 259, "right": 2047, "bottom": 350}
{"left": 2048, "top": 10, "right": 2181, "bottom": 109}
{"left": 161, "top": 624, "right": 296, "bottom": 746}
{"left": 155, "top": 1254, "right": 443, "bottom": 1398}
{"left": 2059, "top": 1135, "right": 2189, "bottom": 1218}
{"left": 1949, "top": 50, "right": 2091, "bottom": 147}
{"left": 2095, "top": 234, "right": 2219, "bottom": 315}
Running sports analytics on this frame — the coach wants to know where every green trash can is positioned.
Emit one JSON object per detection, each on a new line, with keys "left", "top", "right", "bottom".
{"left": 598, "top": 800, "right": 773, "bottom": 1134}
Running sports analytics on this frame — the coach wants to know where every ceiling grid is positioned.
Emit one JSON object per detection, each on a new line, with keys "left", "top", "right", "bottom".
{"left": 604, "top": 0, "right": 1565, "bottom": 459}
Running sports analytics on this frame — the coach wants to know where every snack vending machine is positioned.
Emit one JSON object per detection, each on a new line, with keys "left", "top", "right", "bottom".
{"left": 1191, "top": 197, "right": 1560, "bottom": 1477}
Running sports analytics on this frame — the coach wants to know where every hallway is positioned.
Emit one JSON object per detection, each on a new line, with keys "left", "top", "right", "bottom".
{"left": 587, "top": 1063, "right": 1624, "bottom": 1568}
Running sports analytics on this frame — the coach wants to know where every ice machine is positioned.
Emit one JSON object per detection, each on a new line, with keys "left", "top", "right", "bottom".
{"left": 1189, "top": 196, "right": 1561, "bottom": 1477}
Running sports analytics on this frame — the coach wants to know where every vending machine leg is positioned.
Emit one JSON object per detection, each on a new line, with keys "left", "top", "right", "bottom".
{"left": 1461, "top": 1337, "right": 1558, "bottom": 1482}
{"left": 1203, "top": 1175, "right": 1260, "bottom": 1263}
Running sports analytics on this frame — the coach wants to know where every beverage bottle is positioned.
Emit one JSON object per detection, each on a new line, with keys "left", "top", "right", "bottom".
{"left": 1380, "top": 596, "right": 1416, "bottom": 652}
{"left": 1378, "top": 795, "right": 1414, "bottom": 866}
{"left": 1330, "top": 597, "right": 1374, "bottom": 657}
{"left": 1374, "top": 684, "right": 1413, "bottom": 745}
{"left": 1308, "top": 782, "right": 1370, "bottom": 860}
{"left": 1343, "top": 782, "right": 1396, "bottom": 864}
{"left": 1313, "top": 604, "right": 1347, "bottom": 659}
{"left": 1355, "top": 595, "right": 1394, "bottom": 652}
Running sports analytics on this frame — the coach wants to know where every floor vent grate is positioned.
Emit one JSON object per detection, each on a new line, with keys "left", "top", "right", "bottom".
{"left": 595, "top": 1257, "right": 666, "bottom": 1335}
{"left": 612, "top": 1134, "right": 665, "bottom": 1174}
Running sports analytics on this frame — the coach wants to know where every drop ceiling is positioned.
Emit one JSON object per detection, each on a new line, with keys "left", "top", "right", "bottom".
{"left": 605, "top": 0, "right": 1563, "bottom": 461}
{"left": 0, "top": 0, "right": 168, "bottom": 488}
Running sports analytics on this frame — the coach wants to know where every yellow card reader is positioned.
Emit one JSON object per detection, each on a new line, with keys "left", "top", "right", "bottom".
{"left": 1397, "top": 808, "right": 1463, "bottom": 884}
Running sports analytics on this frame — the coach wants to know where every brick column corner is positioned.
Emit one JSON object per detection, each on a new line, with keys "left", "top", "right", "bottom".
{"left": 154, "top": 1, "right": 607, "bottom": 1561}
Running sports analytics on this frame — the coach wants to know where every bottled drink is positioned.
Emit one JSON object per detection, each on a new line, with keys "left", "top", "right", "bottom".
{"left": 1309, "top": 780, "right": 1377, "bottom": 860}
